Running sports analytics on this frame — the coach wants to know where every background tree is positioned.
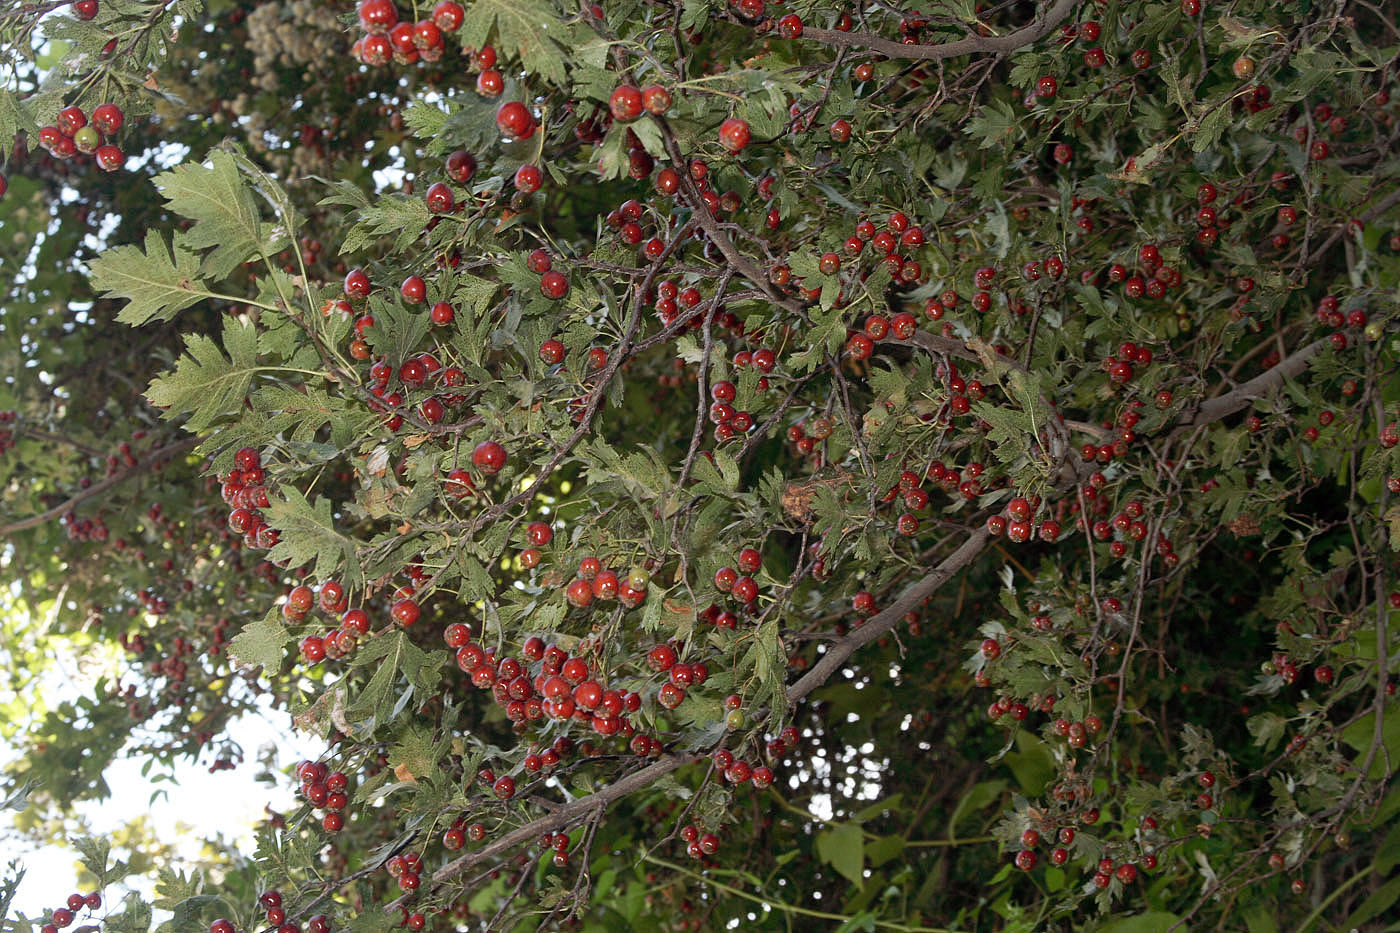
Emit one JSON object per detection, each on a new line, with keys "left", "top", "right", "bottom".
{"left": 2, "top": 0, "right": 1399, "bottom": 930}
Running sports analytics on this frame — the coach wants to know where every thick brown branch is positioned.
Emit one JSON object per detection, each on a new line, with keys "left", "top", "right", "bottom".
{"left": 785, "top": 528, "right": 993, "bottom": 701}
{"left": 0, "top": 436, "right": 200, "bottom": 536}
{"left": 801, "top": 0, "right": 1081, "bottom": 62}
{"left": 1186, "top": 337, "right": 1330, "bottom": 429}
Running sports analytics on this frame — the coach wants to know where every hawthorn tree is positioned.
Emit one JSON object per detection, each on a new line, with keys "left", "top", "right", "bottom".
{"left": 2, "top": 0, "right": 1399, "bottom": 929}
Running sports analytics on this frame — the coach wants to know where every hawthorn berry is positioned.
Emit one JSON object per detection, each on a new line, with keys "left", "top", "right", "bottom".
{"left": 719, "top": 118, "right": 751, "bottom": 154}
{"left": 496, "top": 101, "right": 536, "bottom": 140}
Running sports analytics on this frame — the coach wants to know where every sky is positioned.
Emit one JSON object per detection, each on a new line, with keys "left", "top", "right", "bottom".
{"left": 1, "top": 625, "right": 300, "bottom": 923}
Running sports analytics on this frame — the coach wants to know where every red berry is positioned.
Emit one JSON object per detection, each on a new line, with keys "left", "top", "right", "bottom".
{"left": 539, "top": 338, "right": 565, "bottom": 365}
{"left": 425, "top": 181, "right": 454, "bottom": 213}
{"left": 473, "top": 440, "right": 507, "bottom": 474}
{"left": 400, "top": 274, "right": 426, "bottom": 305}
{"left": 391, "top": 598, "right": 420, "bottom": 626}
{"left": 642, "top": 85, "right": 672, "bottom": 114}
{"left": 514, "top": 163, "right": 542, "bottom": 193}
{"left": 719, "top": 118, "right": 751, "bottom": 154}
{"left": 610, "top": 85, "right": 644, "bottom": 122}
{"left": 541, "top": 270, "right": 569, "bottom": 299}
{"left": 344, "top": 268, "right": 371, "bottom": 298}
{"left": 496, "top": 101, "right": 536, "bottom": 140}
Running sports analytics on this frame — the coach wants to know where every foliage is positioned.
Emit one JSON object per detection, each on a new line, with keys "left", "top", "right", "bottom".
{"left": 2, "top": 0, "right": 1399, "bottom": 930}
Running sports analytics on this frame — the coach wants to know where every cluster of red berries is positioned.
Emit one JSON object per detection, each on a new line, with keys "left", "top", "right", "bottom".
{"left": 1313, "top": 295, "right": 1369, "bottom": 352}
{"left": 533, "top": 828, "right": 576, "bottom": 868}
{"left": 294, "top": 585, "right": 381, "bottom": 666}
{"left": 712, "top": 545, "right": 764, "bottom": 606}
{"left": 385, "top": 850, "right": 425, "bottom": 895}
{"left": 37, "top": 890, "right": 101, "bottom": 933}
{"left": 297, "top": 759, "right": 352, "bottom": 833}
{"left": 646, "top": 640, "right": 711, "bottom": 711}
{"left": 985, "top": 494, "right": 1062, "bottom": 544}
{"left": 709, "top": 746, "right": 775, "bottom": 789}
{"left": 352, "top": 0, "right": 464, "bottom": 65}
{"left": 563, "top": 555, "right": 650, "bottom": 610}
{"left": 0, "top": 410, "right": 14, "bottom": 455}
{"left": 453, "top": 630, "right": 655, "bottom": 741}
{"left": 678, "top": 824, "right": 722, "bottom": 859}
{"left": 784, "top": 415, "right": 832, "bottom": 463}
{"left": 37, "top": 102, "right": 125, "bottom": 170}
{"left": 705, "top": 378, "right": 760, "bottom": 444}
{"left": 1087, "top": 496, "right": 1152, "bottom": 557}
{"left": 846, "top": 309, "right": 920, "bottom": 361}
{"left": 222, "top": 447, "right": 280, "bottom": 550}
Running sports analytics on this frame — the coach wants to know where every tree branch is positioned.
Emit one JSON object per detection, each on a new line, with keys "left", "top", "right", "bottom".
{"left": 0, "top": 436, "right": 200, "bottom": 536}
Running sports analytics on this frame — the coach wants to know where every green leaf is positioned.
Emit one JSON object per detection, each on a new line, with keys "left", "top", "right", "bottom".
{"left": 816, "top": 821, "right": 865, "bottom": 888}
{"left": 1190, "top": 102, "right": 1234, "bottom": 153}
{"left": 264, "top": 486, "right": 360, "bottom": 585}
{"left": 390, "top": 724, "right": 443, "bottom": 782}
{"left": 1345, "top": 875, "right": 1400, "bottom": 930}
{"left": 226, "top": 610, "right": 292, "bottom": 672}
{"left": 91, "top": 229, "right": 208, "bottom": 326}
{"left": 341, "top": 191, "right": 433, "bottom": 254}
{"left": 155, "top": 149, "right": 282, "bottom": 278}
{"left": 459, "top": 0, "right": 570, "bottom": 86}
{"left": 104, "top": 893, "right": 155, "bottom": 933}
{"left": 346, "top": 632, "right": 439, "bottom": 723}
{"left": 1098, "top": 912, "right": 1180, "bottom": 933}
{"left": 453, "top": 273, "right": 500, "bottom": 316}
{"left": 949, "top": 780, "right": 1007, "bottom": 835}
{"left": 145, "top": 316, "right": 259, "bottom": 431}
{"left": 964, "top": 99, "right": 1018, "bottom": 149}
{"left": 366, "top": 298, "right": 433, "bottom": 368}
{"left": 1340, "top": 710, "right": 1400, "bottom": 779}
{"left": 865, "top": 834, "right": 906, "bottom": 868}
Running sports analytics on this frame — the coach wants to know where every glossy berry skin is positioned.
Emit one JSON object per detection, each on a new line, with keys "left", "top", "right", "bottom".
{"left": 445, "top": 149, "right": 477, "bottom": 182}
{"left": 91, "top": 102, "right": 124, "bottom": 134}
{"left": 495, "top": 101, "right": 536, "bottom": 140}
{"left": 526, "top": 521, "right": 553, "bottom": 546}
{"left": 539, "top": 338, "right": 565, "bottom": 365}
{"left": 391, "top": 598, "right": 420, "bottom": 626}
{"left": 777, "top": 13, "right": 803, "bottom": 37}
{"left": 400, "top": 275, "right": 426, "bottom": 304}
{"left": 210, "top": 922, "right": 235, "bottom": 933}
{"left": 425, "top": 182, "right": 454, "bottom": 213}
{"left": 540, "top": 270, "right": 569, "bottom": 299}
{"left": 566, "top": 578, "right": 594, "bottom": 608}
{"left": 514, "top": 163, "right": 542, "bottom": 193}
{"left": 719, "top": 118, "right": 751, "bottom": 154}
{"left": 642, "top": 85, "right": 672, "bottom": 114}
{"left": 95, "top": 144, "right": 124, "bottom": 171}
{"left": 432, "top": 0, "right": 464, "bottom": 30}
{"left": 344, "top": 268, "right": 371, "bottom": 298}
{"left": 609, "top": 85, "right": 643, "bottom": 121}
{"left": 430, "top": 301, "right": 455, "bottom": 325}
{"left": 473, "top": 440, "right": 507, "bottom": 474}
